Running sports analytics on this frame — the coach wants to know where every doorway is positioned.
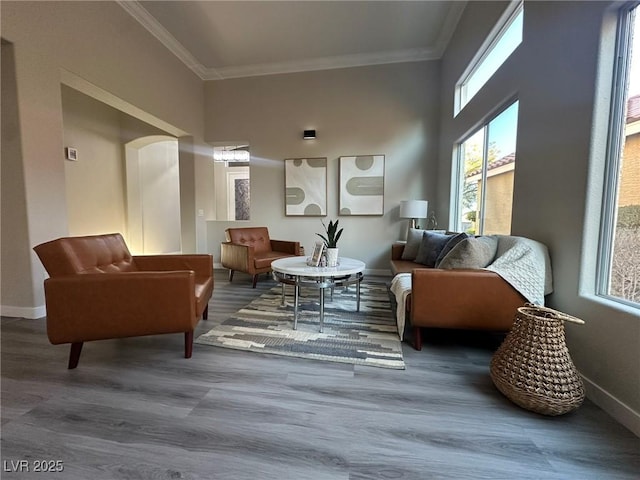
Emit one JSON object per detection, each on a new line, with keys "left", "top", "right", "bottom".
{"left": 125, "top": 136, "right": 181, "bottom": 254}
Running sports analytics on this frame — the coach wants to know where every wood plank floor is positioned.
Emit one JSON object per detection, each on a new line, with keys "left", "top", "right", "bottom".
{"left": 2, "top": 270, "right": 638, "bottom": 479}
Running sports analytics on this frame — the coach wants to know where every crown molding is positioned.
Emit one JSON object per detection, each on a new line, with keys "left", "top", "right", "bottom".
{"left": 116, "top": 0, "right": 217, "bottom": 79}
{"left": 119, "top": 1, "right": 465, "bottom": 81}
{"left": 435, "top": 2, "right": 467, "bottom": 57}
{"left": 207, "top": 47, "right": 442, "bottom": 80}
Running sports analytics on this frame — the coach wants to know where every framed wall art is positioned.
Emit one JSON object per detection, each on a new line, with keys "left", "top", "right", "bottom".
{"left": 339, "top": 155, "right": 385, "bottom": 216}
{"left": 284, "top": 157, "right": 327, "bottom": 216}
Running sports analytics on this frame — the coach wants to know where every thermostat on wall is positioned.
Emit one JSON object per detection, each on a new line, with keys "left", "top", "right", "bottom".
{"left": 65, "top": 147, "right": 78, "bottom": 161}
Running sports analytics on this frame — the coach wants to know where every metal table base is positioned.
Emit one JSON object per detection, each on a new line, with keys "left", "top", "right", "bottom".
{"left": 272, "top": 271, "right": 363, "bottom": 332}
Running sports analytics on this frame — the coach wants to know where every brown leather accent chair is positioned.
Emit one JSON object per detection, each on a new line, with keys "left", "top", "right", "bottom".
{"left": 33, "top": 233, "right": 214, "bottom": 369}
{"left": 221, "top": 227, "right": 301, "bottom": 287}
{"left": 391, "top": 242, "right": 526, "bottom": 350}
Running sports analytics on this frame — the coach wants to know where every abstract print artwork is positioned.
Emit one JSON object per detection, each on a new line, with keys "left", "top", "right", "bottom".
{"left": 339, "top": 155, "right": 385, "bottom": 215}
{"left": 234, "top": 178, "right": 250, "bottom": 220}
{"left": 284, "top": 158, "right": 327, "bottom": 216}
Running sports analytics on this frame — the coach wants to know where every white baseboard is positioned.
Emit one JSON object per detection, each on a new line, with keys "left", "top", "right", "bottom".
{"left": 1, "top": 304, "right": 46, "bottom": 319}
{"left": 582, "top": 374, "right": 640, "bottom": 437}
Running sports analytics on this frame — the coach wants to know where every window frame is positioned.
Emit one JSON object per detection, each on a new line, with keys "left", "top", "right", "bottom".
{"left": 453, "top": 99, "right": 519, "bottom": 235}
{"left": 596, "top": 2, "right": 639, "bottom": 308}
{"left": 455, "top": 1, "right": 523, "bottom": 116}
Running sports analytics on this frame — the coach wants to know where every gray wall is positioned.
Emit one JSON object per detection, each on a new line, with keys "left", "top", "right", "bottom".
{"left": 1, "top": 42, "right": 35, "bottom": 314}
{"left": 438, "top": 1, "right": 639, "bottom": 433}
{"left": 62, "top": 86, "right": 127, "bottom": 237}
{"left": 0, "top": 1, "right": 209, "bottom": 316}
{"left": 61, "top": 86, "right": 180, "bottom": 245}
{"left": 204, "top": 62, "right": 441, "bottom": 271}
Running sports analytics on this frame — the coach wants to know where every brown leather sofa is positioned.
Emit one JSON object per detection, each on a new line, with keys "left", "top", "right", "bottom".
{"left": 391, "top": 242, "right": 526, "bottom": 350}
{"left": 33, "top": 233, "right": 214, "bottom": 368}
{"left": 221, "top": 227, "right": 301, "bottom": 287}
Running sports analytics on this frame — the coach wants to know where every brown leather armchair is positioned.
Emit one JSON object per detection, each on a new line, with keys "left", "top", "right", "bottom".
{"left": 33, "top": 233, "right": 214, "bottom": 368}
{"left": 221, "top": 227, "right": 301, "bottom": 287}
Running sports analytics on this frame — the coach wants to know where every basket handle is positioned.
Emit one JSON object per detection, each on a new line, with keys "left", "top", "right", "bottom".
{"left": 521, "top": 303, "right": 585, "bottom": 325}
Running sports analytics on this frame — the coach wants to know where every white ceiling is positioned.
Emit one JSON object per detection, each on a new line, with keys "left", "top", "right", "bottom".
{"left": 118, "top": 1, "right": 467, "bottom": 80}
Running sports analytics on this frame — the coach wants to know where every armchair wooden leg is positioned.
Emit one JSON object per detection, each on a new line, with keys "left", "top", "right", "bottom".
{"left": 68, "top": 342, "right": 83, "bottom": 369}
{"left": 413, "top": 327, "right": 422, "bottom": 351}
{"left": 202, "top": 304, "right": 209, "bottom": 320}
{"left": 252, "top": 275, "right": 258, "bottom": 288}
{"left": 228, "top": 270, "right": 234, "bottom": 282}
{"left": 185, "top": 331, "right": 193, "bottom": 358}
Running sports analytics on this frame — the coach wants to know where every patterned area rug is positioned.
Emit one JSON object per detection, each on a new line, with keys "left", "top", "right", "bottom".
{"left": 196, "top": 282, "right": 405, "bottom": 369}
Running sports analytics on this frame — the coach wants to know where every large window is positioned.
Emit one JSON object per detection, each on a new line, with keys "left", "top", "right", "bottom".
{"left": 599, "top": 4, "right": 640, "bottom": 306}
{"left": 455, "top": 101, "right": 519, "bottom": 235}
{"left": 455, "top": 1, "right": 523, "bottom": 115}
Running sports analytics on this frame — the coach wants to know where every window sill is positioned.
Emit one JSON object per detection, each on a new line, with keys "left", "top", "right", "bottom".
{"left": 580, "top": 293, "right": 640, "bottom": 317}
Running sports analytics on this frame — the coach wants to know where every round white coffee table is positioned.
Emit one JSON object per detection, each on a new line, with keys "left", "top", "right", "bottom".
{"left": 271, "top": 256, "right": 366, "bottom": 332}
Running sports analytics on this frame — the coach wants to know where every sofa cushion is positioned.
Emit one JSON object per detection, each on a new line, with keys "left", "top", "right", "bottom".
{"left": 254, "top": 251, "right": 295, "bottom": 269}
{"left": 437, "top": 235, "right": 498, "bottom": 269}
{"left": 435, "top": 232, "right": 469, "bottom": 266}
{"left": 415, "top": 231, "right": 453, "bottom": 267}
{"left": 401, "top": 228, "right": 426, "bottom": 261}
{"left": 390, "top": 258, "right": 421, "bottom": 276}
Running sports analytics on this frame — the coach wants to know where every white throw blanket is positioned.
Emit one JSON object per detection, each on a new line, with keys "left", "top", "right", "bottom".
{"left": 484, "top": 235, "right": 553, "bottom": 305}
{"left": 390, "top": 273, "right": 412, "bottom": 340}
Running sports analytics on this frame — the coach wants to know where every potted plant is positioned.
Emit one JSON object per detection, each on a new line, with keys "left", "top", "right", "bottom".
{"left": 317, "top": 219, "right": 343, "bottom": 267}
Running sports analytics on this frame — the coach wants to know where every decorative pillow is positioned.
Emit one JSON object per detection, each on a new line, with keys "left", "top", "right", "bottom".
{"left": 435, "top": 232, "right": 470, "bottom": 267}
{"left": 401, "top": 228, "right": 426, "bottom": 261}
{"left": 415, "top": 231, "right": 454, "bottom": 267}
{"left": 437, "top": 235, "right": 498, "bottom": 269}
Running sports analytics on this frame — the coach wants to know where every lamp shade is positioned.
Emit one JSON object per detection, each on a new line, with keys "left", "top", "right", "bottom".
{"left": 399, "top": 200, "right": 428, "bottom": 219}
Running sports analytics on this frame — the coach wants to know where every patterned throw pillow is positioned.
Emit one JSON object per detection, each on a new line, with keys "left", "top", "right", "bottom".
{"left": 401, "top": 228, "right": 426, "bottom": 261}
{"left": 415, "top": 231, "right": 453, "bottom": 267}
{"left": 435, "top": 232, "right": 470, "bottom": 266}
{"left": 437, "top": 235, "right": 499, "bottom": 269}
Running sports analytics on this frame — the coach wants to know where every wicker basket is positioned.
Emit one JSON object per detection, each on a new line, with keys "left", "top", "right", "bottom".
{"left": 490, "top": 304, "right": 585, "bottom": 416}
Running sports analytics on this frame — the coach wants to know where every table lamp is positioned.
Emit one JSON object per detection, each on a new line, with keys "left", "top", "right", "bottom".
{"left": 400, "top": 200, "right": 428, "bottom": 229}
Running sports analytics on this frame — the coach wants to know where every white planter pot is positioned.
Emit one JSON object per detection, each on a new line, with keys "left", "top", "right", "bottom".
{"left": 325, "top": 248, "right": 339, "bottom": 267}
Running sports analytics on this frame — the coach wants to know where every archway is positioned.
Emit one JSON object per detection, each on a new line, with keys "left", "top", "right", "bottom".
{"left": 125, "top": 135, "right": 181, "bottom": 254}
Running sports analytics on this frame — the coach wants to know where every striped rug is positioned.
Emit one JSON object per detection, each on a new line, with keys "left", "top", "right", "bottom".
{"left": 196, "top": 282, "right": 405, "bottom": 369}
